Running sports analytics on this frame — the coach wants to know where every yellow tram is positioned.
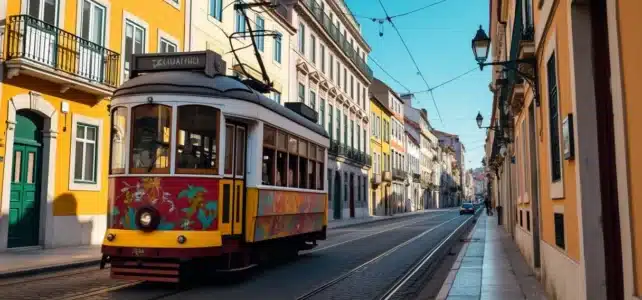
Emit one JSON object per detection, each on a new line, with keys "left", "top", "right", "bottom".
{"left": 101, "top": 50, "right": 329, "bottom": 283}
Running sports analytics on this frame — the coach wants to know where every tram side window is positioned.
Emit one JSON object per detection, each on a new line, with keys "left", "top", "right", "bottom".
{"left": 262, "top": 125, "right": 276, "bottom": 185}
{"left": 176, "top": 105, "right": 219, "bottom": 174}
{"left": 288, "top": 136, "right": 299, "bottom": 188}
{"left": 130, "top": 104, "right": 172, "bottom": 174}
{"left": 299, "top": 140, "right": 308, "bottom": 188}
{"left": 110, "top": 106, "right": 128, "bottom": 174}
{"left": 261, "top": 125, "right": 325, "bottom": 190}
{"left": 317, "top": 147, "right": 324, "bottom": 190}
{"left": 276, "top": 131, "right": 288, "bottom": 186}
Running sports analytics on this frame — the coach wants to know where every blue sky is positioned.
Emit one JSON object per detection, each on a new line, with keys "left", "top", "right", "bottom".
{"left": 345, "top": 0, "right": 492, "bottom": 169}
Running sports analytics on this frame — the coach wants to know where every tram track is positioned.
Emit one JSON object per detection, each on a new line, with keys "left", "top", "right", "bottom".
{"left": 294, "top": 214, "right": 469, "bottom": 300}
{"left": 377, "top": 210, "right": 480, "bottom": 300}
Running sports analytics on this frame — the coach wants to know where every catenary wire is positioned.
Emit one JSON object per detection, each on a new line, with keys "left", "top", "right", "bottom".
{"left": 376, "top": 0, "right": 444, "bottom": 123}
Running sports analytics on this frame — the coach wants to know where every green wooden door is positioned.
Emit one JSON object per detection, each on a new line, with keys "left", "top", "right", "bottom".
{"left": 8, "top": 111, "right": 43, "bottom": 248}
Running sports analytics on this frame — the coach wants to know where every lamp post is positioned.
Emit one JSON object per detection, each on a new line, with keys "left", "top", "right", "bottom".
{"left": 476, "top": 111, "right": 503, "bottom": 131}
{"left": 471, "top": 25, "right": 540, "bottom": 106}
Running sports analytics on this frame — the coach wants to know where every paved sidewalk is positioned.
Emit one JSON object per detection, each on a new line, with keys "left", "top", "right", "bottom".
{"left": 0, "top": 245, "right": 102, "bottom": 279}
{"left": 327, "top": 208, "right": 447, "bottom": 229}
{"left": 436, "top": 214, "right": 548, "bottom": 300}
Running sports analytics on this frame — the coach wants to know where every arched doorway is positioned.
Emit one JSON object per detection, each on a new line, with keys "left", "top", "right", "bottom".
{"left": 8, "top": 110, "right": 44, "bottom": 248}
{"left": 333, "top": 171, "right": 341, "bottom": 220}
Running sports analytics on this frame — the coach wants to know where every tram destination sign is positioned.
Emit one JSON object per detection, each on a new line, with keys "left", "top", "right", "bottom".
{"left": 130, "top": 50, "right": 226, "bottom": 78}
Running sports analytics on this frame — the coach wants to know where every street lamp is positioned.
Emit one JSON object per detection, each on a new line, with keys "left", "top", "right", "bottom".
{"left": 471, "top": 25, "right": 540, "bottom": 106}
{"left": 472, "top": 26, "right": 491, "bottom": 66}
{"left": 475, "top": 111, "right": 503, "bottom": 131}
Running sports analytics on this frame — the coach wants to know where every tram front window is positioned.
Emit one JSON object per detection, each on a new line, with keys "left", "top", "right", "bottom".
{"left": 176, "top": 105, "right": 219, "bottom": 174}
{"left": 130, "top": 104, "right": 172, "bottom": 173}
{"left": 110, "top": 107, "right": 128, "bottom": 174}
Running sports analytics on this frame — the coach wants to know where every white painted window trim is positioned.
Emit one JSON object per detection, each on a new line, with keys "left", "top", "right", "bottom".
{"left": 69, "top": 113, "right": 104, "bottom": 191}
{"left": 552, "top": 205, "right": 567, "bottom": 253}
{"left": 543, "top": 30, "right": 564, "bottom": 199}
{"left": 164, "top": 0, "right": 180, "bottom": 10}
{"left": 121, "top": 11, "right": 150, "bottom": 84}
{"left": 158, "top": 29, "right": 180, "bottom": 52}
{"left": 74, "top": 0, "right": 111, "bottom": 47}
{"left": 20, "top": 0, "right": 67, "bottom": 28}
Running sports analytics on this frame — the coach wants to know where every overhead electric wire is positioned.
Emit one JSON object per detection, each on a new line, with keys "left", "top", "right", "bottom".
{"left": 387, "top": 0, "right": 449, "bottom": 19}
{"left": 369, "top": 55, "right": 412, "bottom": 93}
{"left": 342, "top": 0, "right": 452, "bottom": 22}
{"left": 376, "top": 0, "right": 444, "bottom": 123}
{"left": 410, "top": 67, "right": 478, "bottom": 94}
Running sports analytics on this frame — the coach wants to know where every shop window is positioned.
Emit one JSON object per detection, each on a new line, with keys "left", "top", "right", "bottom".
{"left": 130, "top": 104, "right": 171, "bottom": 174}
{"left": 176, "top": 105, "right": 219, "bottom": 174}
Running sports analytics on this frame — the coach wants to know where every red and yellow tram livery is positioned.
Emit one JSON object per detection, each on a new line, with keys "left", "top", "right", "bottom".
{"left": 101, "top": 51, "right": 329, "bottom": 282}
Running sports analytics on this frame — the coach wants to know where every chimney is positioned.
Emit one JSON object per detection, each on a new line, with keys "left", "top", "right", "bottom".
{"left": 400, "top": 93, "right": 414, "bottom": 106}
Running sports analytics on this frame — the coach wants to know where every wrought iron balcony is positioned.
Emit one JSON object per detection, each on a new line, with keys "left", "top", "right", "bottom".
{"left": 328, "top": 140, "right": 371, "bottom": 167}
{"left": 413, "top": 173, "right": 421, "bottom": 182}
{"left": 382, "top": 171, "right": 392, "bottom": 182}
{"left": 392, "top": 168, "right": 406, "bottom": 180}
{"left": 302, "top": 0, "right": 373, "bottom": 81}
{"left": 371, "top": 173, "right": 382, "bottom": 186}
{"left": 5, "top": 15, "right": 120, "bottom": 96}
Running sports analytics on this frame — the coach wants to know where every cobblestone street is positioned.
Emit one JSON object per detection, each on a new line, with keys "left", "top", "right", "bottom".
{"left": 0, "top": 210, "right": 472, "bottom": 300}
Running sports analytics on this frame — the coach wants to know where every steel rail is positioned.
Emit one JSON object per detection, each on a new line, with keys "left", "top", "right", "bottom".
{"left": 378, "top": 210, "right": 480, "bottom": 300}
{"left": 295, "top": 213, "right": 464, "bottom": 300}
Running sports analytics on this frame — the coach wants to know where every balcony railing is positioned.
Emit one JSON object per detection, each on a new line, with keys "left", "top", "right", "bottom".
{"left": 302, "top": 0, "right": 373, "bottom": 81}
{"left": 382, "top": 171, "right": 392, "bottom": 182}
{"left": 328, "top": 140, "right": 371, "bottom": 166}
{"left": 392, "top": 168, "right": 406, "bottom": 180}
{"left": 412, "top": 173, "right": 421, "bottom": 182}
{"left": 6, "top": 15, "right": 120, "bottom": 87}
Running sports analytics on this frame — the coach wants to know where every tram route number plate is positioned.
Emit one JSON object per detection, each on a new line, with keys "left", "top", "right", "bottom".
{"left": 132, "top": 248, "right": 145, "bottom": 256}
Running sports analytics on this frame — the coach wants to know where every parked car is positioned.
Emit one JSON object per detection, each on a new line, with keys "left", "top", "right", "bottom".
{"left": 460, "top": 203, "right": 475, "bottom": 215}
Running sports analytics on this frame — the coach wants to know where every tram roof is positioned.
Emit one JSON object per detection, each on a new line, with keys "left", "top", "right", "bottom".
{"left": 113, "top": 71, "right": 329, "bottom": 138}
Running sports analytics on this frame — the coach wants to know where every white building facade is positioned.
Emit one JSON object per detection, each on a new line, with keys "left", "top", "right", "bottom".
{"left": 290, "top": 0, "right": 373, "bottom": 220}
{"left": 185, "top": 0, "right": 294, "bottom": 102}
{"left": 405, "top": 132, "right": 421, "bottom": 211}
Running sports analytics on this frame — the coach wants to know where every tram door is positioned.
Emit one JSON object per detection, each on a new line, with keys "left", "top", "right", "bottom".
{"left": 219, "top": 122, "right": 247, "bottom": 237}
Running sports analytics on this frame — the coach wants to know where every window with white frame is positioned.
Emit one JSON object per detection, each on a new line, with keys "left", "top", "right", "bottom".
{"left": 159, "top": 38, "right": 177, "bottom": 53}
{"left": 70, "top": 114, "right": 103, "bottom": 191}
{"left": 123, "top": 19, "right": 146, "bottom": 80}
{"left": 79, "top": 0, "right": 105, "bottom": 45}
{"left": 310, "top": 35, "right": 316, "bottom": 64}
{"left": 235, "top": 9, "right": 246, "bottom": 35}
{"left": 298, "top": 23, "right": 305, "bottom": 53}
{"left": 28, "top": 0, "right": 58, "bottom": 25}
{"left": 274, "top": 31, "right": 282, "bottom": 63}
{"left": 255, "top": 15, "right": 265, "bottom": 52}
{"left": 210, "top": 0, "right": 222, "bottom": 21}
{"left": 74, "top": 123, "right": 98, "bottom": 183}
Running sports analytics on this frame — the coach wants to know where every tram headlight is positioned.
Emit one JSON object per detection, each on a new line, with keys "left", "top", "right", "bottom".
{"left": 177, "top": 235, "right": 187, "bottom": 244}
{"left": 135, "top": 206, "right": 160, "bottom": 232}
{"left": 139, "top": 212, "right": 153, "bottom": 227}
{"left": 106, "top": 233, "right": 116, "bottom": 241}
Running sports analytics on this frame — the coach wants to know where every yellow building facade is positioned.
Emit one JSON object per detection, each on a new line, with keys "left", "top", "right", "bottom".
{"left": 486, "top": 0, "right": 642, "bottom": 299}
{"left": 606, "top": 0, "right": 642, "bottom": 297}
{"left": 0, "top": 0, "right": 185, "bottom": 250}
{"left": 369, "top": 95, "right": 391, "bottom": 216}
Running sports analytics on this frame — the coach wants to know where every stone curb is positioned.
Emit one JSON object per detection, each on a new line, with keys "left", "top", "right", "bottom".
{"left": 0, "top": 258, "right": 102, "bottom": 280}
